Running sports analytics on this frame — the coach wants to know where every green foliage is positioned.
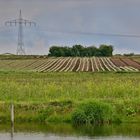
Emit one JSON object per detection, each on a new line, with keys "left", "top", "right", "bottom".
{"left": 125, "top": 107, "right": 137, "bottom": 116}
{"left": 48, "top": 44, "right": 114, "bottom": 57}
{"left": 72, "top": 101, "right": 114, "bottom": 125}
{"left": 123, "top": 53, "right": 135, "bottom": 56}
{"left": 49, "top": 100, "right": 73, "bottom": 107}
{"left": 38, "top": 107, "right": 54, "bottom": 122}
{"left": 0, "top": 72, "right": 140, "bottom": 123}
{"left": 99, "top": 45, "right": 113, "bottom": 56}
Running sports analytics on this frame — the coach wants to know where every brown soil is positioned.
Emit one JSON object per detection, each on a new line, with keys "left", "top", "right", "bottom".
{"left": 120, "top": 58, "right": 140, "bottom": 70}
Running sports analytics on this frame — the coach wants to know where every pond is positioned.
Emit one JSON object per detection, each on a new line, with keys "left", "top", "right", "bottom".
{"left": 0, "top": 123, "right": 140, "bottom": 140}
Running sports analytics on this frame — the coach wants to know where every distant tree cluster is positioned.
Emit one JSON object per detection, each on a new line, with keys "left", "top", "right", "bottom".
{"left": 123, "top": 53, "right": 134, "bottom": 56}
{"left": 48, "top": 44, "right": 113, "bottom": 57}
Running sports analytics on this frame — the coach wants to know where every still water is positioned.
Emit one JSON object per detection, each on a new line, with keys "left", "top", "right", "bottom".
{"left": 0, "top": 123, "right": 140, "bottom": 140}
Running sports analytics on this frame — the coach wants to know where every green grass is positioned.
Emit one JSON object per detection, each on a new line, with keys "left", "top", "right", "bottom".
{"left": 0, "top": 71, "right": 140, "bottom": 124}
{"left": 72, "top": 100, "right": 114, "bottom": 125}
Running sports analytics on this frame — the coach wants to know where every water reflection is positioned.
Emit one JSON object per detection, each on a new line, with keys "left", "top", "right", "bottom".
{"left": 0, "top": 123, "right": 140, "bottom": 140}
{"left": 10, "top": 124, "right": 14, "bottom": 140}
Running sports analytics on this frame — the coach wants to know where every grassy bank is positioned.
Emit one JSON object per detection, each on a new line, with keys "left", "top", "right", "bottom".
{"left": 0, "top": 71, "right": 140, "bottom": 124}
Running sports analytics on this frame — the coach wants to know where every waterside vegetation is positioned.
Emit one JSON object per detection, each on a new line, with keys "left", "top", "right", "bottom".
{"left": 0, "top": 71, "right": 140, "bottom": 125}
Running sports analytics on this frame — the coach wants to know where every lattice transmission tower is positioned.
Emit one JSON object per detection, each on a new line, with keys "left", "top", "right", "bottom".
{"left": 5, "top": 10, "right": 36, "bottom": 55}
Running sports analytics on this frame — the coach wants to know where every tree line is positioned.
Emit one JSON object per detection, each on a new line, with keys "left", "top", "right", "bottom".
{"left": 48, "top": 44, "right": 113, "bottom": 57}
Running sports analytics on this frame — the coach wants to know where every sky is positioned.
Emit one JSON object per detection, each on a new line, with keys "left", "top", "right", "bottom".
{"left": 0, "top": 0, "right": 140, "bottom": 55}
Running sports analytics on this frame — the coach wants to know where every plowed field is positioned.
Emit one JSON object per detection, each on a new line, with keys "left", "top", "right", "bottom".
{"left": 0, "top": 57, "right": 140, "bottom": 72}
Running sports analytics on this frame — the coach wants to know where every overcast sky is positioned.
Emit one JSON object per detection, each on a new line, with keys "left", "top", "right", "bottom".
{"left": 0, "top": 0, "right": 140, "bottom": 55}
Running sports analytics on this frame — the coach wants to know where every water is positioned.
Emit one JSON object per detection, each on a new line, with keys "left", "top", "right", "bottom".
{"left": 0, "top": 123, "right": 140, "bottom": 140}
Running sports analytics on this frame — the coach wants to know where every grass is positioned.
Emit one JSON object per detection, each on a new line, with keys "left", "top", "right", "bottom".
{"left": 72, "top": 100, "right": 114, "bottom": 125}
{"left": 0, "top": 71, "right": 140, "bottom": 124}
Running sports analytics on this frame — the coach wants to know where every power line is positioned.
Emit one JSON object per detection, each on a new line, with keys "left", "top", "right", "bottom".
{"left": 5, "top": 10, "right": 36, "bottom": 55}
{"left": 2, "top": 24, "right": 140, "bottom": 38}
{"left": 37, "top": 27, "right": 140, "bottom": 38}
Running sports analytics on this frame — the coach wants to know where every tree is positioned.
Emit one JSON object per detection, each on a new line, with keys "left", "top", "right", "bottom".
{"left": 63, "top": 47, "right": 72, "bottom": 57}
{"left": 49, "top": 46, "right": 64, "bottom": 57}
{"left": 48, "top": 44, "right": 114, "bottom": 57}
{"left": 86, "top": 46, "right": 98, "bottom": 56}
{"left": 71, "top": 45, "right": 84, "bottom": 56}
{"left": 99, "top": 45, "right": 113, "bottom": 56}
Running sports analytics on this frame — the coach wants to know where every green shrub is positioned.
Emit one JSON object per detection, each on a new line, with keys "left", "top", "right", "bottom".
{"left": 72, "top": 101, "right": 114, "bottom": 125}
{"left": 125, "top": 107, "right": 136, "bottom": 116}
{"left": 38, "top": 107, "right": 54, "bottom": 122}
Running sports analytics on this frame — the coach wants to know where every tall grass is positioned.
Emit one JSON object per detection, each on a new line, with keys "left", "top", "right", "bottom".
{"left": 0, "top": 72, "right": 140, "bottom": 123}
{"left": 72, "top": 100, "right": 114, "bottom": 125}
{"left": 0, "top": 72, "right": 139, "bottom": 102}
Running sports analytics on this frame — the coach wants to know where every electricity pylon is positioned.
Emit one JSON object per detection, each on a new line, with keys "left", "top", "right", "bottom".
{"left": 5, "top": 10, "right": 36, "bottom": 55}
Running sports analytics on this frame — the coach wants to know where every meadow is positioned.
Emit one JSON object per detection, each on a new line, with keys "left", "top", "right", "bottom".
{"left": 0, "top": 71, "right": 140, "bottom": 124}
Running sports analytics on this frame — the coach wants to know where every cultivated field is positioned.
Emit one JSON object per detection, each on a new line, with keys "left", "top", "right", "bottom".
{"left": 0, "top": 57, "right": 140, "bottom": 72}
{"left": 0, "top": 56, "right": 140, "bottom": 123}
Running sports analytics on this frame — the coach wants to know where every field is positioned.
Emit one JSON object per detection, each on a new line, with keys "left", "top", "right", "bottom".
{"left": 0, "top": 56, "right": 140, "bottom": 72}
{"left": 0, "top": 71, "right": 140, "bottom": 123}
{"left": 0, "top": 56, "right": 140, "bottom": 124}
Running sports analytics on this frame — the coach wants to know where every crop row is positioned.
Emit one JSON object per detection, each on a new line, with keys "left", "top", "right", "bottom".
{"left": 0, "top": 57, "right": 139, "bottom": 72}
